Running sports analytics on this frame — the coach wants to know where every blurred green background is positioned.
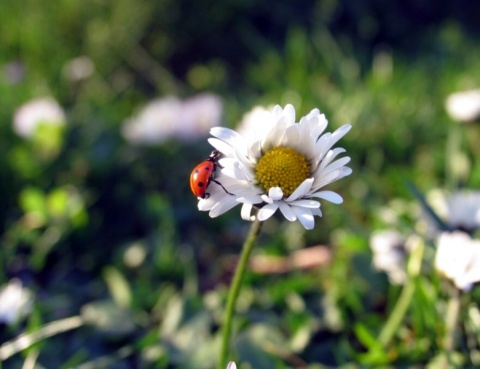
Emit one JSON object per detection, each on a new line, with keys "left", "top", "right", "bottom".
{"left": 1, "top": 0, "right": 480, "bottom": 368}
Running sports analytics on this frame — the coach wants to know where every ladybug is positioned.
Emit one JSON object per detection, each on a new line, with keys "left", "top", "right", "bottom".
{"left": 190, "top": 150, "right": 233, "bottom": 199}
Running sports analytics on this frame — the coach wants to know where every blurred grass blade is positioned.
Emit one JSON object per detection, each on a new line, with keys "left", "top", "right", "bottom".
{"left": 103, "top": 266, "right": 132, "bottom": 308}
{"left": 73, "top": 346, "right": 134, "bottom": 369}
{"left": 354, "top": 323, "right": 382, "bottom": 351}
{"left": 407, "top": 181, "right": 449, "bottom": 231}
{"left": 0, "top": 316, "right": 83, "bottom": 360}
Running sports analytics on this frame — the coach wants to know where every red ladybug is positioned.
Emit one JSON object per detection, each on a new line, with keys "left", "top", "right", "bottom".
{"left": 190, "top": 150, "right": 233, "bottom": 199}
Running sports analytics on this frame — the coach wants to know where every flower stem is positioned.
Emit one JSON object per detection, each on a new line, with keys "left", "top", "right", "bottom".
{"left": 218, "top": 218, "right": 262, "bottom": 369}
{"left": 439, "top": 286, "right": 461, "bottom": 369}
{"left": 378, "top": 237, "right": 424, "bottom": 347}
{"left": 378, "top": 278, "right": 416, "bottom": 347}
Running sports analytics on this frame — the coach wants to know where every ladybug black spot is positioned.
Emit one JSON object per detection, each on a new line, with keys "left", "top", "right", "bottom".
{"left": 198, "top": 182, "right": 205, "bottom": 188}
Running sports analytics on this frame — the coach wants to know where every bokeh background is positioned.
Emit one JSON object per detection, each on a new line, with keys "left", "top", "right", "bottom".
{"left": 1, "top": 0, "right": 480, "bottom": 368}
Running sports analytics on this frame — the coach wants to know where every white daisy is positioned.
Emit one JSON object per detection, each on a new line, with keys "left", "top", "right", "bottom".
{"left": 370, "top": 230, "right": 409, "bottom": 285}
{"left": 445, "top": 89, "right": 480, "bottom": 123}
{"left": 424, "top": 189, "right": 480, "bottom": 234}
{"left": 435, "top": 231, "right": 480, "bottom": 291}
{"left": 13, "top": 97, "right": 66, "bottom": 139}
{"left": 62, "top": 56, "right": 95, "bottom": 81}
{"left": 197, "top": 104, "right": 352, "bottom": 230}
{"left": 0, "top": 279, "right": 33, "bottom": 325}
{"left": 122, "top": 94, "right": 222, "bottom": 145}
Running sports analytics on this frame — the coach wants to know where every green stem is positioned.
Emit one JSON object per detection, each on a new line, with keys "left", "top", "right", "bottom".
{"left": 218, "top": 218, "right": 262, "bottom": 369}
{"left": 378, "top": 237, "right": 424, "bottom": 347}
{"left": 378, "top": 279, "right": 416, "bottom": 347}
{"left": 439, "top": 286, "right": 461, "bottom": 369}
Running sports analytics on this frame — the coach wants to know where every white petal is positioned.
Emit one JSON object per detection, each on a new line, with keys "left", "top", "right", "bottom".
{"left": 237, "top": 194, "right": 264, "bottom": 204}
{"left": 210, "top": 126, "right": 244, "bottom": 144}
{"left": 295, "top": 117, "right": 316, "bottom": 157}
{"left": 258, "top": 202, "right": 279, "bottom": 221}
{"left": 313, "top": 167, "right": 352, "bottom": 191}
{"left": 313, "top": 147, "right": 346, "bottom": 171}
{"left": 311, "top": 190, "right": 344, "bottom": 204}
{"left": 331, "top": 123, "right": 352, "bottom": 141}
{"left": 263, "top": 117, "right": 287, "bottom": 149}
{"left": 284, "top": 124, "right": 301, "bottom": 147}
{"left": 261, "top": 194, "right": 274, "bottom": 204}
{"left": 209, "top": 196, "right": 240, "bottom": 217}
{"left": 316, "top": 132, "right": 332, "bottom": 159}
{"left": 317, "top": 124, "right": 351, "bottom": 159}
{"left": 283, "top": 104, "right": 296, "bottom": 124}
{"left": 286, "top": 178, "right": 314, "bottom": 201}
{"left": 236, "top": 159, "right": 257, "bottom": 182}
{"left": 249, "top": 139, "right": 263, "bottom": 159}
{"left": 289, "top": 199, "right": 321, "bottom": 208}
{"left": 209, "top": 127, "right": 249, "bottom": 157}
{"left": 218, "top": 159, "right": 243, "bottom": 178}
{"left": 299, "top": 116, "right": 309, "bottom": 126}
{"left": 311, "top": 207, "right": 323, "bottom": 217}
{"left": 241, "top": 203, "right": 256, "bottom": 221}
{"left": 208, "top": 138, "right": 237, "bottom": 157}
{"left": 197, "top": 190, "right": 224, "bottom": 211}
{"left": 279, "top": 202, "right": 296, "bottom": 221}
{"left": 268, "top": 187, "right": 284, "bottom": 201}
{"left": 272, "top": 105, "right": 284, "bottom": 117}
{"left": 318, "top": 156, "right": 351, "bottom": 176}
{"left": 219, "top": 159, "right": 255, "bottom": 182}
{"left": 341, "top": 167, "right": 353, "bottom": 176}
{"left": 308, "top": 111, "right": 328, "bottom": 138}
{"left": 312, "top": 170, "right": 342, "bottom": 190}
{"left": 292, "top": 206, "right": 315, "bottom": 230}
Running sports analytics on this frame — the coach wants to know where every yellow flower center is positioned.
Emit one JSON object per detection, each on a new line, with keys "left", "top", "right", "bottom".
{"left": 255, "top": 146, "right": 311, "bottom": 197}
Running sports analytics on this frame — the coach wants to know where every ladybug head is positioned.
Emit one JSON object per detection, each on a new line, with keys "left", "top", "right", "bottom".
{"left": 209, "top": 150, "right": 221, "bottom": 162}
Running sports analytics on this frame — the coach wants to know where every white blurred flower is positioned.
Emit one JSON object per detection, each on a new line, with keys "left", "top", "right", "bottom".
{"left": 425, "top": 189, "right": 480, "bottom": 234}
{"left": 122, "top": 94, "right": 222, "bottom": 145}
{"left": 13, "top": 97, "right": 66, "bottom": 139}
{"left": 226, "top": 362, "right": 236, "bottom": 369}
{"left": 175, "top": 93, "right": 223, "bottom": 141}
{"left": 445, "top": 89, "right": 480, "bottom": 123}
{"left": 235, "top": 105, "right": 274, "bottom": 142}
{"left": 198, "top": 104, "right": 352, "bottom": 230}
{"left": 0, "top": 279, "right": 33, "bottom": 325}
{"left": 370, "top": 230, "right": 409, "bottom": 285}
{"left": 122, "top": 96, "right": 182, "bottom": 145}
{"left": 435, "top": 231, "right": 480, "bottom": 291}
{"left": 62, "top": 56, "right": 95, "bottom": 81}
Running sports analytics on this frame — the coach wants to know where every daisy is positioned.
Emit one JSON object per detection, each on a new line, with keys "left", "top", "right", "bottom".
{"left": 424, "top": 189, "right": 480, "bottom": 234}
{"left": 445, "top": 89, "right": 480, "bottom": 123}
{"left": 370, "top": 230, "right": 409, "bottom": 285}
{"left": 122, "top": 94, "right": 222, "bottom": 145}
{"left": 435, "top": 231, "right": 480, "bottom": 291}
{"left": 0, "top": 279, "right": 33, "bottom": 325}
{"left": 13, "top": 97, "right": 66, "bottom": 139}
{"left": 197, "top": 104, "right": 352, "bottom": 230}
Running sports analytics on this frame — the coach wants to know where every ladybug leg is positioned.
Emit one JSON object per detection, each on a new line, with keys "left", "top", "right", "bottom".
{"left": 211, "top": 178, "right": 234, "bottom": 196}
